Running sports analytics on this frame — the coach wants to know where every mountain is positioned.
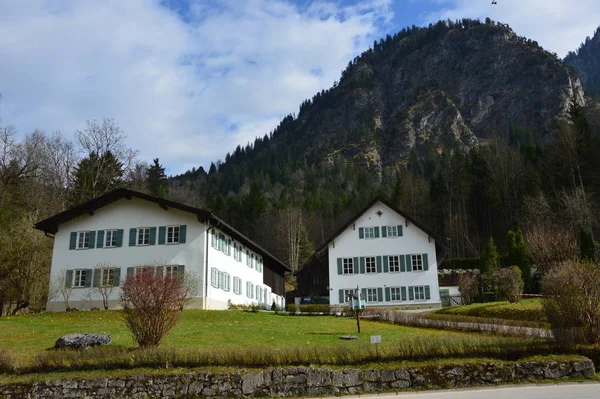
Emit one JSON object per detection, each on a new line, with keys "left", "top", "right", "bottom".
{"left": 171, "top": 18, "right": 598, "bottom": 264}
{"left": 565, "top": 27, "right": 600, "bottom": 98}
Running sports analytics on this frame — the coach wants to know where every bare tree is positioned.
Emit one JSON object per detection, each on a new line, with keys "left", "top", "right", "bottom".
{"left": 93, "top": 263, "right": 118, "bottom": 310}
{"left": 51, "top": 269, "right": 73, "bottom": 311}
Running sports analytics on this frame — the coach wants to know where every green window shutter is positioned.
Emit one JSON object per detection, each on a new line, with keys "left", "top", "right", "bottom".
{"left": 126, "top": 267, "right": 134, "bottom": 279}
{"left": 398, "top": 225, "right": 403, "bottom": 237}
{"left": 359, "top": 227, "right": 364, "bottom": 239}
{"left": 158, "top": 226, "right": 166, "bottom": 245}
{"left": 337, "top": 258, "right": 342, "bottom": 275}
{"left": 88, "top": 231, "right": 96, "bottom": 249}
{"left": 96, "top": 230, "right": 104, "bottom": 248}
{"left": 400, "top": 255, "right": 406, "bottom": 272}
{"left": 425, "top": 285, "right": 431, "bottom": 300}
{"left": 383, "top": 256, "right": 389, "bottom": 273}
{"left": 93, "top": 268, "right": 100, "bottom": 287}
{"left": 178, "top": 265, "right": 185, "bottom": 278}
{"left": 406, "top": 255, "right": 413, "bottom": 271}
{"left": 360, "top": 257, "right": 366, "bottom": 274}
{"left": 376, "top": 256, "right": 382, "bottom": 273}
{"left": 423, "top": 253, "right": 429, "bottom": 271}
{"left": 84, "top": 269, "right": 93, "bottom": 287}
{"left": 377, "top": 287, "right": 383, "bottom": 302}
{"left": 374, "top": 226, "right": 380, "bottom": 238}
{"left": 113, "top": 268, "right": 121, "bottom": 287}
{"left": 149, "top": 227, "right": 157, "bottom": 245}
{"left": 116, "top": 229, "right": 124, "bottom": 247}
{"left": 156, "top": 266, "right": 164, "bottom": 277}
{"left": 381, "top": 226, "right": 387, "bottom": 238}
{"left": 129, "top": 228, "right": 136, "bottom": 246}
{"left": 339, "top": 289, "right": 344, "bottom": 304}
{"left": 361, "top": 288, "right": 367, "bottom": 301}
{"left": 179, "top": 225, "right": 187, "bottom": 243}
{"left": 385, "top": 287, "right": 391, "bottom": 302}
{"left": 353, "top": 257, "right": 359, "bottom": 274}
{"left": 65, "top": 270, "right": 73, "bottom": 288}
{"left": 408, "top": 286, "right": 415, "bottom": 300}
{"left": 401, "top": 287, "right": 407, "bottom": 301}
{"left": 69, "top": 232, "right": 77, "bottom": 250}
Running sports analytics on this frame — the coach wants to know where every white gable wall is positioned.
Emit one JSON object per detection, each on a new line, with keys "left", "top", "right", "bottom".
{"left": 328, "top": 201, "right": 440, "bottom": 307}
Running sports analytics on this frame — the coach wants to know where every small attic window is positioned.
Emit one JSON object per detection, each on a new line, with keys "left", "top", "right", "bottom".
{"left": 376, "top": 210, "right": 383, "bottom": 217}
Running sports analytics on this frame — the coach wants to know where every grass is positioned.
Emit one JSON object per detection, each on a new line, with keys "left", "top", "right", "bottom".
{"left": 0, "top": 309, "right": 555, "bottom": 375}
{"left": 435, "top": 299, "right": 546, "bottom": 323}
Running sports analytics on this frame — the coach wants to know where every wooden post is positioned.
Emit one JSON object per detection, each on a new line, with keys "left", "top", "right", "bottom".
{"left": 356, "top": 309, "right": 361, "bottom": 334}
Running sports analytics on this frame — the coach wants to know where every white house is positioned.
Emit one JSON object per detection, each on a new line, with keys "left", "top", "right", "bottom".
{"left": 34, "top": 189, "right": 289, "bottom": 311}
{"left": 294, "top": 198, "right": 444, "bottom": 309}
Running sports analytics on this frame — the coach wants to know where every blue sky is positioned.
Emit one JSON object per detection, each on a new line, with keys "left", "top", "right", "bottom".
{"left": 0, "top": 0, "right": 599, "bottom": 175}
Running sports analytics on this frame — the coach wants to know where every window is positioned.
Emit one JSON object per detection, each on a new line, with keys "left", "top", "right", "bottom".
{"left": 100, "top": 268, "right": 114, "bottom": 286}
{"left": 165, "top": 265, "right": 179, "bottom": 278}
{"left": 342, "top": 258, "right": 354, "bottom": 275}
{"left": 233, "top": 277, "right": 242, "bottom": 294}
{"left": 246, "top": 250, "right": 252, "bottom": 268}
{"left": 414, "top": 286, "right": 426, "bottom": 300}
{"left": 77, "top": 231, "right": 90, "bottom": 249}
{"left": 364, "top": 227, "right": 376, "bottom": 239}
{"left": 386, "top": 226, "right": 398, "bottom": 237}
{"left": 389, "top": 255, "right": 400, "bottom": 272}
{"left": 366, "top": 257, "right": 376, "bottom": 274}
{"left": 226, "top": 239, "right": 232, "bottom": 256}
{"left": 105, "top": 230, "right": 118, "bottom": 248}
{"left": 366, "top": 288, "right": 379, "bottom": 302}
{"left": 74, "top": 269, "right": 87, "bottom": 287}
{"left": 256, "top": 257, "right": 262, "bottom": 272}
{"left": 342, "top": 289, "right": 356, "bottom": 302}
{"left": 236, "top": 244, "right": 242, "bottom": 262}
{"left": 221, "top": 272, "right": 231, "bottom": 291}
{"left": 390, "top": 287, "right": 402, "bottom": 301}
{"left": 251, "top": 254, "right": 255, "bottom": 269}
{"left": 166, "top": 226, "right": 180, "bottom": 244}
{"left": 136, "top": 266, "right": 153, "bottom": 277}
{"left": 211, "top": 231, "right": 218, "bottom": 248}
{"left": 137, "top": 227, "right": 150, "bottom": 246}
{"left": 218, "top": 234, "right": 225, "bottom": 251}
{"left": 211, "top": 268, "right": 219, "bottom": 288}
{"left": 411, "top": 254, "right": 423, "bottom": 271}
{"left": 256, "top": 286, "right": 262, "bottom": 302}
{"left": 246, "top": 281, "right": 254, "bottom": 298}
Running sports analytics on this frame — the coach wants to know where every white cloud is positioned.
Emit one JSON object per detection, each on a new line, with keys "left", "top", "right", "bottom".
{"left": 421, "top": 0, "right": 599, "bottom": 57}
{"left": 0, "top": 0, "right": 391, "bottom": 174}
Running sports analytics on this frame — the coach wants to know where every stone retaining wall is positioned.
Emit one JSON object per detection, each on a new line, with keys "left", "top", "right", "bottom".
{"left": 1, "top": 359, "right": 594, "bottom": 399}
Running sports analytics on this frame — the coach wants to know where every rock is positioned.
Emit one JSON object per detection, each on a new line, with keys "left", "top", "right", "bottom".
{"left": 54, "top": 334, "right": 111, "bottom": 350}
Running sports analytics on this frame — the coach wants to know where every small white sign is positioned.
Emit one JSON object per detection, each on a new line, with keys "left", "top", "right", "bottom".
{"left": 370, "top": 335, "right": 381, "bottom": 344}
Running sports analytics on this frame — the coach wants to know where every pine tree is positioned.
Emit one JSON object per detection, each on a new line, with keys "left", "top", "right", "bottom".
{"left": 506, "top": 230, "right": 531, "bottom": 293}
{"left": 580, "top": 226, "right": 596, "bottom": 261}
{"left": 146, "top": 158, "right": 167, "bottom": 198}
{"left": 391, "top": 174, "right": 406, "bottom": 209}
{"left": 70, "top": 151, "right": 124, "bottom": 205}
{"left": 480, "top": 237, "right": 499, "bottom": 275}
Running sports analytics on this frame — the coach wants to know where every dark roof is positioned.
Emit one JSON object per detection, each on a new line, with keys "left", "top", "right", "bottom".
{"left": 34, "top": 188, "right": 290, "bottom": 273}
{"left": 293, "top": 197, "right": 446, "bottom": 276}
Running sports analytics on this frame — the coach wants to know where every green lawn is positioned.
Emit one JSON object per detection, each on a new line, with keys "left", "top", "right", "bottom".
{"left": 435, "top": 299, "right": 545, "bottom": 323}
{"left": 0, "top": 309, "right": 471, "bottom": 356}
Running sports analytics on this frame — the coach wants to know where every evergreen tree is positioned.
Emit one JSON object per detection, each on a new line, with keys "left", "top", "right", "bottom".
{"left": 70, "top": 151, "right": 124, "bottom": 205}
{"left": 242, "top": 182, "right": 267, "bottom": 223}
{"left": 146, "top": 158, "right": 167, "bottom": 198}
{"left": 390, "top": 174, "right": 406, "bottom": 209}
{"left": 580, "top": 226, "right": 596, "bottom": 262}
{"left": 480, "top": 237, "right": 499, "bottom": 275}
{"left": 506, "top": 230, "right": 531, "bottom": 293}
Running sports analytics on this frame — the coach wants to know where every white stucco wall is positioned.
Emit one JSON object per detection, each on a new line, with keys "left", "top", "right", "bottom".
{"left": 47, "top": 197, "right": 285, "bottom": 311}
{"left": 328, "top": 201, "right": 440, "bottom": 307}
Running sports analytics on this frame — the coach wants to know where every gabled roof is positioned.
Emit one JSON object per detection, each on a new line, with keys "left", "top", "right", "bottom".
{"left": 34, "top": 188, "right": 290, "bottom": 273}
{"left": 293, "top": 197, "right": 446, "bottom": 276}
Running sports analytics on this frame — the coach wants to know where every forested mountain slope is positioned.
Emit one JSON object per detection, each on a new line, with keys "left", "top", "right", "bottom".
{"left": 171, "top": 19, "right": 597, "bottom": 272}
{"left": 565, "top": 27, "right": 600, "bottom": 98}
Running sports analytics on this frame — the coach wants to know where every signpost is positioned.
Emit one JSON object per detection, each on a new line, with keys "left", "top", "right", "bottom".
{"left": 370, "top": 335, "right": 382, "bottom": 359}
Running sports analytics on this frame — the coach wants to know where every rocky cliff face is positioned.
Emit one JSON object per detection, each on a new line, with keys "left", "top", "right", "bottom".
{"left": 565, "top": 27, "right": 600, "bottom": 98}
{"left": 285, "top": 20, "right": 585, "bottom": 169}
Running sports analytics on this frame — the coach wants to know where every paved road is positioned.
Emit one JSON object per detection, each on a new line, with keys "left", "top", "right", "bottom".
{"left": 338, "top": 383, "right": 600, "bottom": 399}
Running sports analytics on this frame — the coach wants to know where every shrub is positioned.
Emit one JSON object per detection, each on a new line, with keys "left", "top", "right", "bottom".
{"left": 0, "top": 349, "right": 16, "bottom": 373}
{"left": 480, "top": 238, "right": 500, "bottom": 275}
{"left": 120, "top": 270, "right": 187, "bottom": 348}
{"left": 458, "top": 274, "right": 479, "bottom": 305}
{"left": 497, "top": 266, "right": 524, "bottom": 303}
{"left": 541, "top": 260, "right": 600, "bottom": 345}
